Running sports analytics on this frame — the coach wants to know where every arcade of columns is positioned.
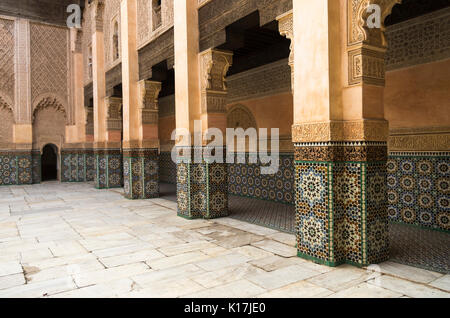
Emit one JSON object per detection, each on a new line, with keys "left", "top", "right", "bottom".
{"left": 4, "top": 0, "right": 421, "bottom": 268}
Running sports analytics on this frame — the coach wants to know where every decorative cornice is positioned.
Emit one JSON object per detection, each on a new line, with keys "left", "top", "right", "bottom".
{"left": 292, "top": 120, "right": 389, "bottom": 143}
{"left": 388, "top": 130, "right": 450, "bottom": 152}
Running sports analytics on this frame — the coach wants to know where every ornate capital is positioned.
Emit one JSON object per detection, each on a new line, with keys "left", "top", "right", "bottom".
{"left": 138, "top": 80, "right": 161, "bottom": 125}
{"left": 348, "top": 0, "right": 401, "bottom": 47}
{"left": 347, "top": 0, "right": 400, "bottom": 86}
{"left": 84, "top": 106, "right": 94, "bottom": 136}
{"left": 199, "top": 49, "right": 233, "bottom": 113}
{"left": 91, "top": 0, "right": 105, "bottom": 33}
{"left": 105, "top": 96, "right": 122, "bottom": 131}
{"left": 277, "top": 10, "right": 294, "bottom": 91}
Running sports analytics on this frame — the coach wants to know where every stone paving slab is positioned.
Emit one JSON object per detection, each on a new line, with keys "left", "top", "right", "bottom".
{"left": 0, "top": 182, "right": 448, "bottom": 298}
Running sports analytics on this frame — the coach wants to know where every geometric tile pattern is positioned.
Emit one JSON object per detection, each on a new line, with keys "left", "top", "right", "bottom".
{"left": 94, "top": 149, "right": 123, "bottom": 189}
{"left": 159, "top": 152, "right": 177, "bottom": 184}
{"left": 177, "top": 147, "right": 228, "bottom": 220}
{"left": 228, "top": 153, "right": 294, "bottom": 205}
{"left": 0, "top": 151, "right": 34, "bottom": 186}
{"left": 61, "top": 149, "right": 96, "bottom": 183}
{"left": 32, "top": 150, "right": 41, "bottom": 184}
{"left": 294, "top": 142, "right": 389, "bottom": 267}
{"left": 388, "top": 152, "right": 450, "bottom": 233}
{"left": 389, "top": 222, "right": 450, "bottom": 274}
{"left": 123, "top": 149, "right": 159, "bottom": 200}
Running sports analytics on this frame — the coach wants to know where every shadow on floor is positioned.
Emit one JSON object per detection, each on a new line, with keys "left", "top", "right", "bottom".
{"left": 158, "top": 183, "right": 449, "bottom": 274}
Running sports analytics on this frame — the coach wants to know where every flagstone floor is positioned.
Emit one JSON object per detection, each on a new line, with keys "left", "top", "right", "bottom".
{"left": 0, "top": 182, "right": 448, "bottom": 298}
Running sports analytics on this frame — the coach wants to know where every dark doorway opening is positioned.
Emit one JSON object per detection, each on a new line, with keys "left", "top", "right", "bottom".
{"left": 41, "top": 144, "right": 58, "bottom": 181}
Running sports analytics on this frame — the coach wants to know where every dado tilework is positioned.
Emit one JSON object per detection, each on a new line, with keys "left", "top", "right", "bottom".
{"left": 294, "top": 142, "right": 389, "bottom": 267}
{"left": 177, "top": 147, "right": 229, "bottom": 220}
{"left": 94, "top": 149, "right": 123, "bottom": 189}
{"left": 32, "top": 150, "right": 41, "bottom": 184}
{"left": 387, "top": 152, "right": 450, "bottom": 233}
{"left": 228, "top": 153, "right": 294, "bottom": 205}
{"left": 0, "top": 152, "right": 34, "bottom": 186}
{"left": 159, "top": 152, "right": 177, "bottom": 184}
{"left": 123, "top": 149, "right": 159, "bottom": 200}
{"left": 61, "top": 149, "right": 96, "bottom": 183}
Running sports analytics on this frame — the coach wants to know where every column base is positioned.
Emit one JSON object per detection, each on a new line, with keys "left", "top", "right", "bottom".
{"left": 94, "top": 149, "right": 123, "bottom": 189}
{"left": 294, "top": 142, "right": 390, "bottom": 267}
{"left": 176, "top": 147, "right": 228, "bottom": 220}
{"left": 123, "top": 149, "right": 159, "bottom": 200}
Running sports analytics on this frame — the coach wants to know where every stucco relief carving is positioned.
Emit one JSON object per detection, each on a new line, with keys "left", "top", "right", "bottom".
{"left": 103, "top": 0, "right": 121, "bottom": 68}
{"left": 389, "top": 127, "right": 450, "bottom": 151}
{"left": 92, "top": 0, "right": 105, "bottom": 33}
{"left": 227, "top": 104, "right": 257, "bottom": 130}
{"left": 105, "top": 96, "right": 122, "bottom": 131}
{"left": 199, "top": 49, "right": 233, "bottom": 114}
{"left": 30, "top": 23, "right": 68, "bottom": 110}
{"left": 277, "top": 10, "right": 294, "bottom": 91}
{"left": 0, "top": 18, "right": 15, "bottom": 108}
{"left": 348, "top": 0, "right": 401, "bottom": 47}
{"left": 292, "top": 120, "right": 389, "bottom": 143}
{"left": 0, "top": 94, "right": 14, "bottom": 115}
{"left": 347, "top": 0, "right": 401, "bottom": 86}
{"left": 32, "top": 96, "right": 67, "bottom": 123}
{"left": 138, "top": 80, "right": 161, "bottom": 125}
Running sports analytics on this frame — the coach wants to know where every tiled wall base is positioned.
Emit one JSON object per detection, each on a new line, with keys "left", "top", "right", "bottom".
{"left": 32, "top": 150, "right": 41, "bottom": 184}
{"left": 159, "top": 152, "right": 177, "bottom": 184}
{"left": 294, "top": 142, "right": 389, "bottom": 267}
{"left": 0, "top": 151, "right": 34, "bottom": 185}
{"left": 388, "top": 152, "right": 449, "bottom": 233}
{"left": 94, "top": 149, "right": 123, "bottom": 189}
{"left": 61, "top": 149, "right": 96, "bottom": 183}
{"left": 228, "top": 153, "right": 294, "bottom": 205}
{"left": 123, "top": 149, "right": 159, "bottom": 200}
{"left": 177, "top": 147, "right": 228, "bottom": 219}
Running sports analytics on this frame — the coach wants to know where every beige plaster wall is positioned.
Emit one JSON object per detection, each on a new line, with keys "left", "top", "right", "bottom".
{"left": 32, "top": 108, "right": 66, "bottom": 150}
{"left": 227, "top": 93, "right": 294, "bottom": 137}
{"left": 0, "top": 108, "right": 14, "bottom": 147}
{"left": 385, "top": 59, "right": 450, "bottom": 130}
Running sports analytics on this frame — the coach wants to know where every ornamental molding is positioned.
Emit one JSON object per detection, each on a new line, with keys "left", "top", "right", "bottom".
{"left": 277, "top": 10, "right": 294, "bottom": 91}
{"left": 292, "top": 120, "right": 389, "bottom": 143}
{"left": 348, "top": 0, "right": 401, "bottom": 47}
{"left": 347, "top": 0, "right": 401, "bottom": 86}
{"left": 32, "top": 95, "right": 67, "bottom": 123}
{"left": 92, "top": 0, "right": 105, "bottom": 33}
{"left": 388, "top": 127, "right": 450, "bottom": 152}
{"left": 138, "top": 80, "right": 161, "bottom": 125}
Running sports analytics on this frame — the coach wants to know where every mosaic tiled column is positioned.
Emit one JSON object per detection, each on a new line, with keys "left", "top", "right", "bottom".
{"left": 177, "top": 147, "right": 229, "bottom": 219}
{"left": 294, "top": 141, "right": 389, "bottom": 267}
{"left": 123, "top": 149, "right": 159, "bottom": 199}
{"left": 94, "top": 149, "right": 123, "bottom": 189}
{"left": 289, "top": 0, "right": 399, "bottom": 267}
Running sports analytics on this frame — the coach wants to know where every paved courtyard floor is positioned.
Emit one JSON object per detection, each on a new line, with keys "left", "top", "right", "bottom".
{"left": 0, "top": 182, "right": 449, "bottom": 298}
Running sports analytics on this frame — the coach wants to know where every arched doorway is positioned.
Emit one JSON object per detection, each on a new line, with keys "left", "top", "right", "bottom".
{"left": 41, "top": 144, "right": 58, "bottom": 181}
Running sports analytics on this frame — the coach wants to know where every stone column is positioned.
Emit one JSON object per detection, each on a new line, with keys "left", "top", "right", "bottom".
{"left": 12, "top": 18, "right": 34, "bottom": 185}
{"left": 291, "top": 0, "right": 398, "bottom": 267}
{"left": 90, "top": 0, "right": 123, "bottom": 189}
{"left": 121, "top": 0, "right": 160, "bottom": 199}
{"left": 174, "top": 0, "right": 233, "bottom": 219}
